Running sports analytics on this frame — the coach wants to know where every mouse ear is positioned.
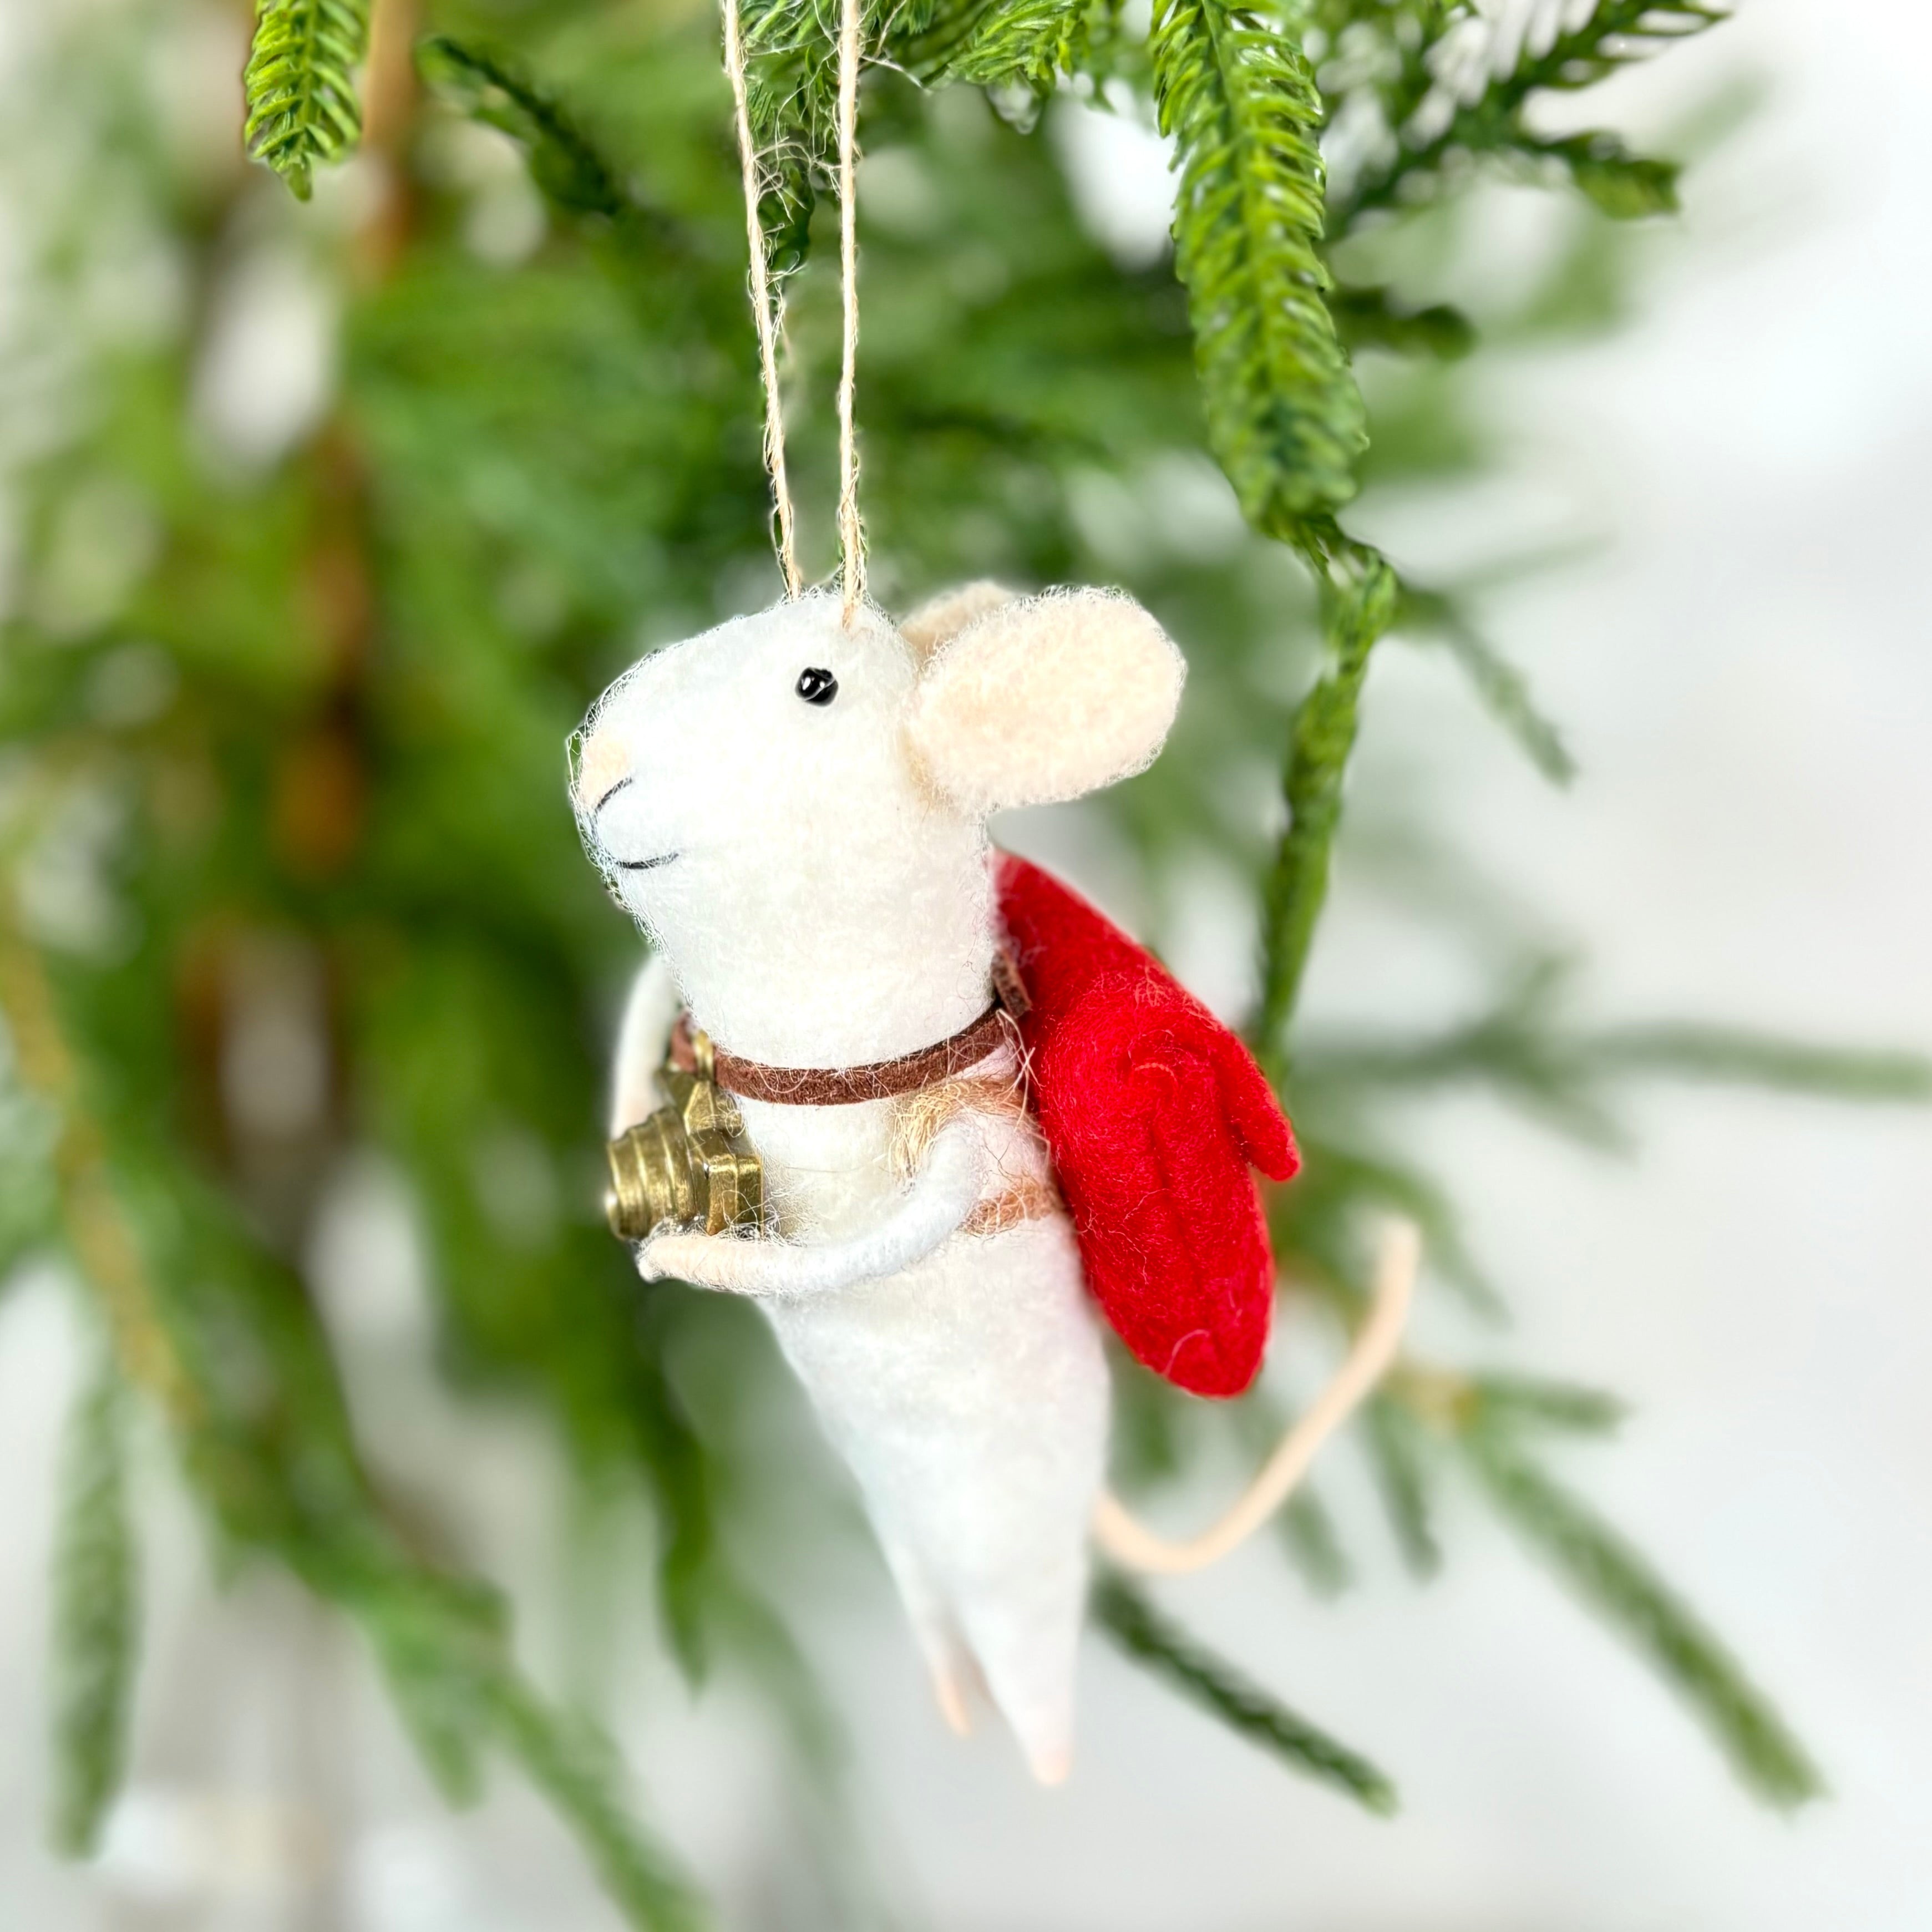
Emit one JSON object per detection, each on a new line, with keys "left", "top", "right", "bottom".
{"left": 905, "top": 588, "right": 1184, "bottom": 815}
{"left": 900, "top": 580, "right": 1020, "bottom": 660}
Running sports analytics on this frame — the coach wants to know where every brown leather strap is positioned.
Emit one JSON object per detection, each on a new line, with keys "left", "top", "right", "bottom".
{"left": 670, "top": 952, "right": 1029, "bottom": 1107}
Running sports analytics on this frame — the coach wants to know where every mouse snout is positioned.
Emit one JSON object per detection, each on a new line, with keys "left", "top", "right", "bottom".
{"left": 571, "top": 721, "right": 632, "bottom": 820}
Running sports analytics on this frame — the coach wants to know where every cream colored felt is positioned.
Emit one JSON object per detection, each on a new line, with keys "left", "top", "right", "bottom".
{"left": 900, "top": 579, "right": 1017, "bottom": 658}
{"left": 904, "top": 588, "right": 1185, "bottom": 815}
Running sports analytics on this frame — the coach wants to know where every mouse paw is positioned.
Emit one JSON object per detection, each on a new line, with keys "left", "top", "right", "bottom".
{"left": 638, "top": 1230, "right": 726, "bottom": 1286}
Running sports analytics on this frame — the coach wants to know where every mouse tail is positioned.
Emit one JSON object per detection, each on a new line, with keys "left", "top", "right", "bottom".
{"left": 1092, "top": 1219, "right": 1418, "bottom": 1577}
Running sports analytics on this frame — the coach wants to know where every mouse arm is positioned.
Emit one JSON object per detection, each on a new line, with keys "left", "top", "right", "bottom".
{"left": 610, "top": 952, "right": 681, "bottom": 1135}
{"left": 638, "top": 1117, "right": 986, "bottom": 1296}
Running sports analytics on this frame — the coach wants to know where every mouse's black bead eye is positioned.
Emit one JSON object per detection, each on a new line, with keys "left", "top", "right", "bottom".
{"left": 795, "top": 667, "right": 839, "bottom": 706}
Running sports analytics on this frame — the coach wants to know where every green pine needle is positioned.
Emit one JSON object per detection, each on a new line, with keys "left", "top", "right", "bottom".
{"left": 1335, "top": 1, "right": 1722, "bottom": 232}
{"left": 1467, "top": 1373, "right": 1627, "bottom": 1437}
{"left": 244, "top": 0, "right": 373, "bottom": 200}
{"left": 1539, "top": 134, "right": 1682, "bottom": 220}
{"left": 924, "top": 0, "right": 1089, "bottom": 87}
{"left": 1399, "top": 583, "right": 1576, "bottom": 785}
{"left": 1280, "top": 1487, "right": 1354, "bottom": 1597}
{"left": 1362, "top": 1397, "right": 1442, "bottom": 1579}
{"left": 1466, "top": 1432, "right": 1824, "bottom": 1809}
{"left": 1254, "top": 532, "right": 1399, "bottom": 1063}
{"left": 1589, "top": 1023, "right": 1932, "bottom": 1102}
{"left": 489, "top": 1677, "right": 708, "bottom": 1932}
{"left": 1093, "top": 1574, "right": 1397, "bottom": 1813}
{"left": 48, "top": 1361, "right": 139, "bottom": 1859}
{"left": 1150, "top": 0, "right": 1365, "bottom": 529}
{"left": 416, "top": 37, "right": 628, "bottom": 219}
{"left": 1328, "top": 285, "right": 1476, "bottom": 363}
{"left": 628, "top": 1299, "right": 722, "bottom": 1686}
{"left": 1299, "top": 985, "right": 1932, "bottom": 1126}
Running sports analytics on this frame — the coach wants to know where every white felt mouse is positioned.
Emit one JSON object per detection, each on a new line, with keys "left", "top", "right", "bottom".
{"left": 571, "top": 584, "right": 1411, "bottom": 1782}
{"left": 573, "top": 584, "right": 1176, "bottom": 1782}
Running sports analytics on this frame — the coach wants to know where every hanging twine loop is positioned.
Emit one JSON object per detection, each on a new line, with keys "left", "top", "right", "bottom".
{"left": 833, "top": 0, "right": 866, "bottom": 622}
{"left": 719, "top": 0, "right": 867, "bottom": 619}
{"left": 721, "top": 0, "right": 801, "bottom": 599}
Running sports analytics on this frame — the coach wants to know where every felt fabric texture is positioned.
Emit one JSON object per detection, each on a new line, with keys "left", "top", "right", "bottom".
{"left": 905, "top": 589, "right": 1184, "bottom": 817}
{"left": 899, "top": 579, "right": 1017, "bottom": 658}
{"left": 640, "top": 1115, "right": 986, "bottom": 1293}
{"left": 575, "top": 594, "right": 996, "bottom": 1068}
{"left": 613, "top": 997, "right": 1103, "bottom": 1782}
{"left": 578, "top": 587, "right": 1206, "bottom": 1778}
{"left": 997, "top": 852, "right": 1300, "bottom": 1399}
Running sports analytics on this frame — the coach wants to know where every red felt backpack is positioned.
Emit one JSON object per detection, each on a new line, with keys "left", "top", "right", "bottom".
{"left": 995, "top": 853, "right": 1300, "bottom": 1399}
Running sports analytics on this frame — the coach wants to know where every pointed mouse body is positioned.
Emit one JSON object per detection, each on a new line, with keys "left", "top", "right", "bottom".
{"left": 572, "top": 586, "right": 1185, "bottom": 1781}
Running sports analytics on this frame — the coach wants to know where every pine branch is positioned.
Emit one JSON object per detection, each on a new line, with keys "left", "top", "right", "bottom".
{"left": 628, "top": 1296, "right": 722, "bottom": 1685}
{"left": 1466, "top": 1372, "right": 1626, "bottom": 1437}
{"left": 1092, "top": 1574, "right": 1397, "bottom": 1812}
{"left": 1528, "top": 131, "right": 1681, "bottom": 220}
{"left": 244, "top": 0, "right": 373, "bottom": 202}
{"left": 47, "top": 1357, "right": 139, "bottom": 1859}
{"left": 489, "top": 1677, "right": 707, "bottom": 1932}
{"left": 1361, "top": 1396, "right": 1441, "bottom": 1578}
{"left": 1281, "top": 1135, "right": 1508, "bottom": 1322}
{"left": 0, "top": 1082, "right": 59, "bottom": 1285}
{"left": 911, "top": 0, "right": 1084, "bottom": 86}
{"left": 916, "top": 0, "right": 1154, "bottom": 93}
{"left": 1328, "top": 283, "right": 1474, "bottom": 362}
{"left": 1281, "top": 1485, "right": 1352, "bottom": 1595}
{"left": 1588, "top": 1023, "right": 1932, "bottom": 1102}
{"left": 1254, "top": 529, "right": 1399, "bottom": 1067}
{"left": 313, "top": 1558, "right": 703, "bottom": 1925}
{"left": 1464, "top": 1429, "right": 1823, "bottom": 1809}
{"left": 1398, "top": 582, "right": 1575, "bottom": 784}
{"left": 1299, "top": 968, "right": 1932, "bottom": 1131}
{"left": 1151, "top": 0, "right": 1365, "bottom": 528}
{"left": 0, "top": 927, "right": 706, "bottom": 1932}
{"left": 417, "top": 37, "right": 628, "bottom": 219}
{"left": 1331, "top": 1, "right": 1725, "bottom": 232}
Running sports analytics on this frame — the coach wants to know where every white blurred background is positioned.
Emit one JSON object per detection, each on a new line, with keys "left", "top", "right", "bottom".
{"left": 2, "top": 0, "right": 1929, "bottom": 1926}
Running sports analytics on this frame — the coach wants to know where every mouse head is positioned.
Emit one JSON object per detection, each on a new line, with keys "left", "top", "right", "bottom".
{"left": 571, "top": 585, "right": 1183, "bottom": 1059}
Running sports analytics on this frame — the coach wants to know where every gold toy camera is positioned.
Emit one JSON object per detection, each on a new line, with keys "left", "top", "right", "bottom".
{"left": 604, "top": 1031, "right": 763, "bottom": 1243}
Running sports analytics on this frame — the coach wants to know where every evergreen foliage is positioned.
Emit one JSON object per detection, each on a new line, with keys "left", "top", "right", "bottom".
{"left": 1093, "top": 1573, "right": 1398, "bottom": 1811}
{"left": 1316, "top": 0, "right": 1726, "bottom": 227}
{"left": 0, "top": 0, "right": 1910, "bottom": 1920}
{"left": 1150, "top": 0, "right": 1365, "bottom": 526}
{"left": 416, "top": 37, "right": 630, "bottom": 219}
{"left": 1255, "top": 528, "right": 1397, "bottom": 1061}
{"left": 47, "top": 1360, "right": 138, "bottom": 1858}
{"left": 1465, "top": 1431, "right": 1824, "bottom": 1807}
{"left": 244, "top": 0, "right": 376, "bottom": 200}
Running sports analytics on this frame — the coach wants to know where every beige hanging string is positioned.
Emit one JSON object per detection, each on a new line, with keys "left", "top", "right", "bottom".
{"left": 718, "top": 0, "right": 864, "bottom": 610}
{"left": 1093, "top": 1218, "right": 1418, "bottom": 1575}
{"left": 721, "top": 0, "right": 802, "bottom": 599}
{"left": 833, "top": 0, "right": 866, "bottom": 621}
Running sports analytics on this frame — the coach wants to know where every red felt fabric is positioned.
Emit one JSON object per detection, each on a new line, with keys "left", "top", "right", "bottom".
{"left": 995, "top": 853, "right": 1300, "bottom": 1398}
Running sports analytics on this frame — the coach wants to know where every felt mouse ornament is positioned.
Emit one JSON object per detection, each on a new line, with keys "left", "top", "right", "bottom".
{"left": 572, "top": 582, "right": 1414, "bottom": 1783}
